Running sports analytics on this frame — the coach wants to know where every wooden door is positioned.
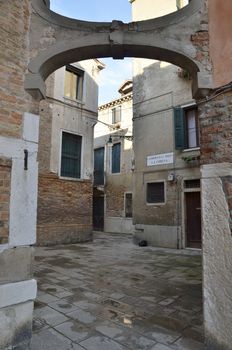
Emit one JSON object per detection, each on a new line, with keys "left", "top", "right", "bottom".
{"left": 186, "top": 192, "right": 202, "bottom": 248}
{"left": 93, "top": 196, "right": 104, "bottom": 231}
{"left": 94, "top": 147, "right": 105, "bottom": 186}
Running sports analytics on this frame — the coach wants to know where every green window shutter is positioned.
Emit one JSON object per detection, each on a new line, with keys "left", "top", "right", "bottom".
{"left": 174, "top": 107, "right": 185, "bottom": 150}
{"left": 61, "top": 132, "right": 82, "bottom": 178}
{"left": 94, "top": 147, "right": 105, "bottom": 185}
{"left": 112, "top": 143, "right": 121, "bottom": 173}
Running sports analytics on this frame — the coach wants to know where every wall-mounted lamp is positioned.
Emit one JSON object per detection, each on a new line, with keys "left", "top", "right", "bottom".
{"left": 24, "top": 149, "right": 28, "bottom": 170}
{"left": 107, "top": 134, "right": 133, "bottom": 147}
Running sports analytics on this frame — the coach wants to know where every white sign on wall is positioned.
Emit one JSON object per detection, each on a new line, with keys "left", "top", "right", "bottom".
{"left": 147, "top": 152, "right": 174, "bottom": 167}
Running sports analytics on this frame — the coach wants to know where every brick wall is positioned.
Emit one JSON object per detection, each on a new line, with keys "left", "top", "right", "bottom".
{"left": 0, "top": 158, "right": 11, "bottom": 244}
{"left": 0, "top": 1, "right": 38, "bottom": 138}
{"left": 199, "top": 91, "right": 232, "bottom": 164}
{"left": 105, "top": 183, "right": 127, "bottom": 217}
{"left": 38, "top": 99, "right": 53, "bottom": 174}
{"left": 37, "top": 174, "right": 93, "bottom": 245}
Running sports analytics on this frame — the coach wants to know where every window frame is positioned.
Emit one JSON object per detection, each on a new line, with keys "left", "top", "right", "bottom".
{"left": 124, "top": 192, "right": 133, "bottom": 218}
{"left": 174, "top": 103, "right": 199, "bottom": 151}
{"left": 59, "top": 130, "right": 83, "bottom": 181}
{"left": 111, "top": 142, "right": 121, "bottom": 174}
{"left": 111, "top": 105, "right": 122, "bottom": 124}
{"left": 146, "top": 181, "right": 166, "bottom": 206}
{"left": 64, "top": 65, "right": 84, "bottom": 102}
{"left": 184, "top": 105, "right": 199, "bottom": 150}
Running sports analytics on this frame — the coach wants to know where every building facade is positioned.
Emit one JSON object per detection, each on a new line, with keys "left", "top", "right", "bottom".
{"left": 93, "top": 81, "right": 134, "bottom": 234}
{"left": 130, "top": 0, "right": 201, "bottom": 249}
{"left": 37, "top": 59, "right": 104, "bottom": 245}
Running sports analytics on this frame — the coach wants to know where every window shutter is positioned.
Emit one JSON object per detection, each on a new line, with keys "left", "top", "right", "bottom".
{"left": 94, "top": 147, "right": 105, "bottom": 185}
{"left": 61, "top": 132, "right": 82, "bottom": 178}
{"left": 174, "top": 107, "right": 185, "bottom": 150}
{"left": 147, "top": 182, "right": 165, "bottom": 204}
{"left": 112, "top": 143, "right": 121, "bottom": 173}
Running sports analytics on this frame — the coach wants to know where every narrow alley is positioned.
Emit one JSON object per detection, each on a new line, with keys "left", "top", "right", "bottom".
{"left": 32, "top": 233, "right": 204, "bottom": 350}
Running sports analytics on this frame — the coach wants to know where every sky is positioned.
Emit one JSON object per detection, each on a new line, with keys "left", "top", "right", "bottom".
{"left": 50, "top": 0, "right": 133, "bottom": 105}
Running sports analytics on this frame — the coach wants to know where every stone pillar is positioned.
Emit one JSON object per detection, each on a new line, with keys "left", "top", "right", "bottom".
{"left": 0, "top": 113, "right": 39, "bottom": 349}
{"left": 199, "top": 89, "right": 232, "bottom": 349}
{"left": 0, "top": 2, "right": 39, "bottom": 347}
{"left": 201, "top": 163, "right": 232, "bottom": 350}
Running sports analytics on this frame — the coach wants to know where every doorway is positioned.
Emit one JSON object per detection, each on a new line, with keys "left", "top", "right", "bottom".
{"left": 93, "top": 195, "right": 104, "bottom": 231}
{"left": 185, "top": 191, "right": 202, "bottom": 248}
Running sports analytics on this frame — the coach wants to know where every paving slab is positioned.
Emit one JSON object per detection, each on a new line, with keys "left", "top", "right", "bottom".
{"left": 30, "top": 328, "right": 72, "bottom": 350}
{"left": 34, "top": 306, "right": 68, "bottom": 326}
{"left": 55, "top": 320, "right": 98, "bottom": 342}
{"left": 79, "top": 335, "right": 128, "bottom": 350}
{"left": 33, "top": 232, "right": 203, "bottom": 350}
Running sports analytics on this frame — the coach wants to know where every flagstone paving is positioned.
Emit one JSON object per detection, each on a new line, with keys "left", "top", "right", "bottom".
{"left": 31, "top": 232, "right": 205, "bottom": 349}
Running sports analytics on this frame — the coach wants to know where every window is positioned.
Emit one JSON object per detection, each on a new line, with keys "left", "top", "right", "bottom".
{"left": 94, "top": 147, "right": 105, "bottom": 186}
{"left": 111, "top": 143, "right": 121, "bottom": 173}
{"left": 125, "top": 193, "right": 133, "bottom": 218}
{"left": 174, "top": 105, "right": 199, "bottom": 150}
{"left": 112, "top": 106, "right": 121, "bottom": 124}
{"left": 64, "top": 65, "right": 84, "bottom": 101}
{"left": 147, "top": 182, "right": 165, "bottom": 204}
{"left": 60, "top": 132, "right": 82, "bottom": 179}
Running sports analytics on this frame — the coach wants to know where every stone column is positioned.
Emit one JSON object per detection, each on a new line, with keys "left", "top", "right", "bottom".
{"left": 199, "top": 89, "right": 232, "bottom": 349}
{"left": 0, "top": 113, "right": 39, "bottom": 349}
{"left": 0, "top": 2, "right": 39, "bottom": 346}
{"left": 201, "top": 163, "right": 232, "bottom": 350}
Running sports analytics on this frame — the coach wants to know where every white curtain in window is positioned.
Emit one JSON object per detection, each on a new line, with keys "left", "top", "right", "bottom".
{"left": 187, "top": 110, "right": 197, "bottom": 148}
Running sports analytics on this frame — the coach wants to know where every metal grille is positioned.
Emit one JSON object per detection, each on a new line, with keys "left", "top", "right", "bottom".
{"left": 125, "top": 193, "right": 133, "bottom": 218}
{"left": 184, "top": 179, "right": 200, "bottom": 189}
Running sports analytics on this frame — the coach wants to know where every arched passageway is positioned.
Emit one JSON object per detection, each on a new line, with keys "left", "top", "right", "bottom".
{"left": 26, "top": 0, "right": 211, "bottom": 100}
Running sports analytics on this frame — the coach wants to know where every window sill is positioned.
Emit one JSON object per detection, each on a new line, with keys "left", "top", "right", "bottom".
{"left": 182, "top": 147, "right": 200, "bottom": 153}
{"left": 63, "top": 96, "right": 84, "bottom": 105}
{"left": 59, "top": 176, "right": 86, "bottom": 182}
{"left": 146, "top": 202, "right": 166, "bottom": 206}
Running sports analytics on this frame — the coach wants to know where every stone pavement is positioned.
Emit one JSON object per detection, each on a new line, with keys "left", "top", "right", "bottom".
{"left": 32, "top": 232, "right": 205, "bottom": 350}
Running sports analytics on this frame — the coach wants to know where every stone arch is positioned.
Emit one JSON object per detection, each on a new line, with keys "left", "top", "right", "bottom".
{"left": 26, "top": 0, "right": 211, "bottom": 100}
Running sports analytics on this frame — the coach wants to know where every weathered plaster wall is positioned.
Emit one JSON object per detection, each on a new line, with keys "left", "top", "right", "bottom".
{"left": 208, "top": 0, "right": 232, "bottom": 87}
{"left": 131, "top": 1, "right": 200, "bottom": 248}
{"left": 94, "top": 95, "right": 134, "bottom": 234}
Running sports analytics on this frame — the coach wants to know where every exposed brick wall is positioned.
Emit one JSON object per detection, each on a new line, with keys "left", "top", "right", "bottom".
{"left": 199, "top": 91, "right": 232, "bottom": 164}
{"left": 0, "top": 158, "right": 11, "bottom": 244}
{"left": 0, "top": 1, "right": 38, "bottom": 138}
{"left": 106, "top": 183, "right": 126, "bottom": 217}
{"left": 37, "top": 174, "right": 93, "bottom": 245}
{"left": 191, "top": 30, "right": 211, "bottom": 75}
{"left": 38, "top": 99, "right": 53, "bottom": 174}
